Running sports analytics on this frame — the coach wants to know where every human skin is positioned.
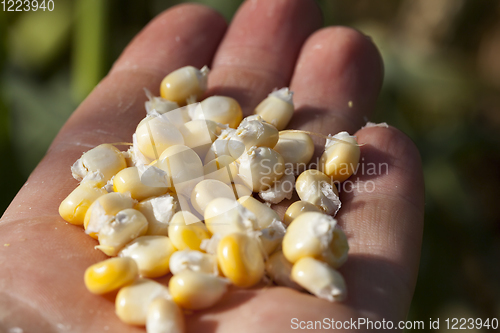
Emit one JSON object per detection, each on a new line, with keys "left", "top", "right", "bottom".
{"left": 0, "top": 1, "right": 424, "bottom": 332}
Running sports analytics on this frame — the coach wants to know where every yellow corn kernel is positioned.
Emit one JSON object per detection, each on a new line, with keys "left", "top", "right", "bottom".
{"left": 169, "top": 250, "right": 219, "bottom": 275}
{"left": 282, "top": 212, "right": 348, "bottom": 268}
{"left": 113, "top": 166, "right": 169, "bottom": 201}
{"left": 169, "top": 270, "right": 228, "bottom": 310}
{"left": 265, "top": 250, "right": 303, "bottom": 290}
{"left": 118, "top": 236, "right": 176, "bottom": 278}
{"left": 217, "top": 232, "right": 265, "bottom": 288}
{"left": 254, "top": 88, "right": 294, "bottom": 131}
{"left": 291, "top": 257, "right": 346, "bottom": 302}
{"left": 135, "top": 115, "right": 185, "bottom": 160}
{"left": 59, "top": 182, "right": 107, "bottom": 225}
{"left": 203, "top": 128, "right": 237, "bottom": 164}
{"left": 238, "top": 147, "right": 285, "bottom": 192}
{"left": 157, "top": 145, "right": 204, "bottom": 197}
{"left": 135, "top": 194, "right": 177, "bottom": 236}
{"left": 232, "top": 183, "right": 252, "bottom": 199}
{"left": 84, "top": 192, "right": 136, "bottom": 238}
{"left": 160, "top": 66, "right": 209, "bottom": 105}
{"left": 203, "top": 155, "right": 240, "bottom": 185}
{"left": 168, "top": 211, "right": 210, "bottom": 251}
{"left": 84, "top": 257, "right": 138, "bottom": 294}
{"left": 146, "top": 298, "right": 185, "bottom": 333}
{"left": 116, "top": 278, "right": 170, "bottom": 325}
{"left": 194, "top": 95, "right": 243, "bottom": 128}
{"left": 71, "top": 144, "right": 127, "bottom": 182}
{"left": 204, "top": 198, "right": 257, "bottom": 236}
{"left": 191, "top": 179, "right": 236, "bottom": 215}
{"left": 284, "top": 200, "right": 322, "bottom": 226}
{"left": 96, "top": 208, "right": 148, "bottom": 256}
{"left": 319, "top": 131, "right": 360, "bottom": 182}
{"left": 259, "top": 219, "right": 286, "bottom": 256}
{"left": 178, "top": 119, "right": 220, "bottom": 159}
{"left": 237, "top": 195, "right": 280, "bottom": 230}
{"left": 273, "top": 131, "right": 314, "bottom": 171}
{"left": 295, "top": 169, "right": 340, "bottom": 215}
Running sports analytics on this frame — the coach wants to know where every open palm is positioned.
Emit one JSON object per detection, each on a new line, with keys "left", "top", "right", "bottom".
{"left": 0, "top": 1, "right": 424, "bottom": 332}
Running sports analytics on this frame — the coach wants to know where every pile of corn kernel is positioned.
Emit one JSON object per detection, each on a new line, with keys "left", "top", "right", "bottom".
{"left": 59, "top": 65, "right": 360, "bottom": 333}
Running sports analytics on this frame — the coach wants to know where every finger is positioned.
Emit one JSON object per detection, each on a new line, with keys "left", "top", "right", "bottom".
{"left": 339, "top": 126, "right": 425, "bottom": 322}
{"left": 289, "top": 26, "right": 383, "bottom": 136}
{"left": 2, "top": 4, "right": 227, "bottom": 221}
{"left": 208, "top": 0, "right": 322, "bottom": 115}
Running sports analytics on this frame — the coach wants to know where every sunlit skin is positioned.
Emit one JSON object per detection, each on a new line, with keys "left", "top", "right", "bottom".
{"left": 0, "top": 1, "right": 424, "bottom": 332}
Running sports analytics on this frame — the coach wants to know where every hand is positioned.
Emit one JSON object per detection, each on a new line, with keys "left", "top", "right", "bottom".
{"left": 0, "top": 1, "right": 424, "bottom": 332}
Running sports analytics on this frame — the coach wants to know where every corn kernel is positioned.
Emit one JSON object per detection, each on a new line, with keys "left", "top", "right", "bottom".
{"left": 254, "top": 88, "right": 294, "bottom": 131}
{"left": 59, "top": 182, "right": 107, "bottom": 225}
{"left": 135, "top": 194, "right": 177, "bottom": 236}
{"left": 169, "top": 270, "right": 228, "bottom": 310}
{"left": 193, "top": 96, "right": 243, "bottom": 128}
{"left": 113, "top": 167, "right": 169, "bottom": 201}
{"left": 217, "top": 232, "right": 265, "bottom": 288}
{"left": 295, "top": 169, "right": 340, "bottom": 215}
{"left": 265, "top": 250, "right": 302, "bottom": 290}
{"left": 227, "top": 115, "right": 279, "bottom": 159}
{"left": 160, "top": 66, "right": 209, "bottom": 105}
{"left": 115, "top": 278, "right": 170, "bottom": 325}
{"left": 273, "top": 131, "right": 314, "bottom": 171}
{"left": 203, "top": 128, "right": 237, "bottom": 164}
{"left": 291, "top": 257, "right": 346, "bottom": 302}
{"left": 169, "top": 250, "right": 219, "bottom": 275}
{"left": 282, "top": 212, "right": 348, "bottom": 268}
{"left": 71, "top": 144, "right": 127, "bottom": 183}
{"left": 319, "top": 131, "right": 360, "bottom": 182}
{"left": 135, "top": 115, "right": 185, "bottom": 160}
{"left": 191, "top": 179, "right": 236, "bottom": 215}
{"left": 232, "top": 183, "right": 252, "bottom": 199}
{"left": 283, "top": 200, "right": 322, "bottom": 226}
{"left": 258, "top": 169, "right": 295, "bottom": 204}
{"left": 96, "top": 208, "right": 148, "bottom": 256}
{"left": 237, "top": 195, "right": 280, "bottom": 230}
{"left": 238, "top": 147, "right": 285, "bottom": 192}
{"left": 168, "top": 211, "right": 210, "bottom": 251}
{"left": 84, "top": 257, "right": 138, "bottom": 294}
{"left": 259, "top": 219, "right": 286, "bottom": 256}
{"left": 178, "top": 119, "right": 221, "bottom": 159}
{"left": 119, "top": 236, "right": 176, "bottom": 278}
{"left": 203, "top": 155, "right": 240, "bottom": 185}
{"left": 146, "top": 297, "right": 185, "bottom": 333}
{"left": 204, "top": 198, "right": 257, "bottom": 236}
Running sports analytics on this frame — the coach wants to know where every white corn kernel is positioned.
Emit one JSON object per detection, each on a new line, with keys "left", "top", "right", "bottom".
{"left": 135, "top": 115, "right": 185, "bottom": 160}
{"left": 232, "top": 183, "right": 252, "bottom": 199}
{"left": 59, "top": 182, "right": 107, "bottom": 225}
{"left": 238, "top": 146, "right": 285, "bottom": 192}
{"left": 157, "top": 145, "right": 204, "bottom": 197}
{"left": 203, "top": 155, "right": 240, "bottom": 185}
{"left": 204, "top": 198, "right": 257, "bottom": 236}
{"left": 237, "top": 195, "right": 280, "bottom": 230}
{"left": 259, "top": 219, "right": 286, "bottom": 256}
{"left": 217, "top": 232, "right": 265, "bottom": 288}
{"left": 84, "top": 192, "right": 136, "bottom": 237}
{"left": 265, "top": 250, "right": 302, "bottom": 290}
{"left": 284, "top": 200, "right": 322, "bottom": 226}
{"left": 254, "top": 88, "right": 294, "bottom": 130}
{"left": 178, "top": 119, "right": 221, "bottom": 159}
{"left": 227, "top": 115, "right": 279, "bottom": 159}
{"left": 169, "top": 270, "right": 228, "bottom": 310}
{"left": 116, "top": 278, "right": 170, "bottom": 325}
{"left": 71, "top": 144, "right": 127, "bottom": 182}
{"left": 84, "top": 257, "right": 138, "bottom": 294}
{"left": 119, "top": 236, "right": 176, "bottom": 278}
{"left": 135, "top": 194, "right": 177, "bottom": 236}
{"left": 168, "top": 211, "right": 210, "bottom": 251}
{"left": 96, "top": 208, "right": 148, "bottom": 256}
{"left": 160, "top": 65, "right": 209, "bottom": 105}
{"left": 113, "top": 167, "right": 169, "bottom": 201}
{"left": 169, "top": 250, "right": 219, "bottom": 275}
{"left": 146, "top": 297, "right": 185, "bottom": 333}
{"left": 319, "top": 131, "right": 360, "bottom": 182}
{"left": 193, "top": 96, "right": 243, "bottom": 128}
{"left": 282, "top": 212, "right": 348, "bottom": 268}
{"left": 258, "top": 169, "right": 295, "bottom": 204}
{"left": 191, "top": 179, "right": 236, "bottom": 215}
{"left": 273, "top": 131, "right": 314, "bottom": 171}
{"left": 291, "top": 257, "right": 346, "bottom": 302}
{"left": 295, "top": 169, "right": 341, "bottom": 215}
{"left": 203, "top": 128, "right": 237, "bottom": 163}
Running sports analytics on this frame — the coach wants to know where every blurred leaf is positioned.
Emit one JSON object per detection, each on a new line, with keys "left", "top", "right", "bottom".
{"left": 7, "top": 1, "right": 72, "bottom": 71}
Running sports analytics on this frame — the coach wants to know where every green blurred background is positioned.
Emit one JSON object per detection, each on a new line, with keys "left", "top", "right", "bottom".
{"left": 1, "top": 0, "right": 499, "bottom": 329}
